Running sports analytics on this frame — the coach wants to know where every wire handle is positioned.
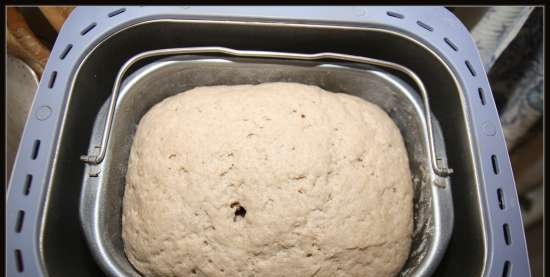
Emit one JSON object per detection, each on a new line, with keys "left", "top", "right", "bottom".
{"left": 81, "top": 47, "right": 453, "bottom": 177}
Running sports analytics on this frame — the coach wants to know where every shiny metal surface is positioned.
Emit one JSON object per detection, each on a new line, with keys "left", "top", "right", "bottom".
{"left": 80, "top": 56, "right": 454, "bottom": 277}
{"left": 6, "top": 55, "right": 39, "bottom": 183}
{"left": 80, "top": 47, "right": 454, "bottom": 178}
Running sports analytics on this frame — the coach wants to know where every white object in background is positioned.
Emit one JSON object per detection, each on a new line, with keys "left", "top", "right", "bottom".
{"left": 500, "top": 46, "right": 543, "bottom": 150}
{"left": 471, "top": 6, "right": 534, "bottom": 71}
{"left": 521, "top": 184, "right": 543, "bottom": 229}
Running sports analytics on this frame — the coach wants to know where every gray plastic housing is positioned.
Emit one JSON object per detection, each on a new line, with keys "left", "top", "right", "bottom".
{"left": 6, "top": 6, "right": 530, "bottom": 277}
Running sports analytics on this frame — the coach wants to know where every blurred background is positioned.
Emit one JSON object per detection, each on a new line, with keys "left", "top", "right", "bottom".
{"left": 5, "top": 6, "right": 543, "bottom": 277}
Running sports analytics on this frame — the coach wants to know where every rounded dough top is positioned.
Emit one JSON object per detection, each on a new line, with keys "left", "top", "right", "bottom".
{"left": 122, "top": 82, "right": 413, "bottom": 277}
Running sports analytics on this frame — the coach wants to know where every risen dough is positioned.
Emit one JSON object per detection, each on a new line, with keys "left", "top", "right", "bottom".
{"left": 122, "top": 82, "right": 413, "bottom": 277}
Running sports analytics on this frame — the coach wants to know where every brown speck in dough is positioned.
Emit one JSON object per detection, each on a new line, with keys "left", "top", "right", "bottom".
{"left": 230, "top": 202, "right": 247, "bottom": 222}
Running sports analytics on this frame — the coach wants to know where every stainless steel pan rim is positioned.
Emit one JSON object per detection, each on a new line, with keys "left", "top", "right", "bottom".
{"left": 80, "top": 47, "right": 453, "bottom": 179}
{"left": 80, "top": 55, "right": 453, "bottom": 277}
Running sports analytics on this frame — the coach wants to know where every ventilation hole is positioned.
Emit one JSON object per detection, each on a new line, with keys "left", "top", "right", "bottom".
{"left": 15, "top": 211, "right": 25, "bottom": 233}
{"left": 48, "top": 71, "right": 57, "bottom": 89}
{"left": 108, "top": 8, "right": 126, "bottom": 17}
{"left": 497, "top": 188, "right": 505, "bottom": 209}
{"left": 416, "top": 20, "right": 434, "bottom": 31}
{"left": 31, "top": 140, "right": 41, "bottom": 160}
{"left": 59, "top": 44, "right": 72, "bottom": 60}
{"left": 15, "top": 250, "right": 24, "bottom": 272}
{"left": 80, "top": 22, "right": 97, "bottom": 35}
{"left": 478, "top": 88, "right": 486, "bottom": 105}
{"left": 444, "top": 37, "right": 458, "bottom": 51}
{"left": 386, "top": 11, "right": 404, "bottom": 19}
{"left": 502, "top": 261, "right": 511, "bottom": 277}
{"left": 465, "top": 60, "right": 477, "bottom": 77}
{"left": 503, "top": 224, "right": 511, "bottom": 245}
{"left": 491, "top": 155, "right": 499, "bottom": 175}
{"left": 23, "top": 174, "right": 32, "bottom": 195}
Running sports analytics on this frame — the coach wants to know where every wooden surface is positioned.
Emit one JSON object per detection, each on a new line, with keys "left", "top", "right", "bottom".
{"left": 6, "top": 7, "right": 50, "bottom": 77}
{"left": 510, "top": 131, "right": 543, "bottom": 195}
{"left": 38, "top": 7, "right": 75, "bottom": 32}
{"left": 6, "top": 7, "right": 74, "bottom": 78}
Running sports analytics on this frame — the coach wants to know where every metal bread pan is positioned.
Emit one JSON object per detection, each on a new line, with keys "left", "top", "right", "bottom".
{"left": 80, "top": 54, "right": 453, "bottom": 277}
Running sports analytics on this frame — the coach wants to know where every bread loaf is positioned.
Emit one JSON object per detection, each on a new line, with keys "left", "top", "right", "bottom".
{"left": 122, "top": 82, "right": 413, "bottom": 277}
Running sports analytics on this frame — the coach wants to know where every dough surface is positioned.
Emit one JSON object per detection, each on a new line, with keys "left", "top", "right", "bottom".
{"left": 122, "top": 82, "right": 413, "bottom": 277}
